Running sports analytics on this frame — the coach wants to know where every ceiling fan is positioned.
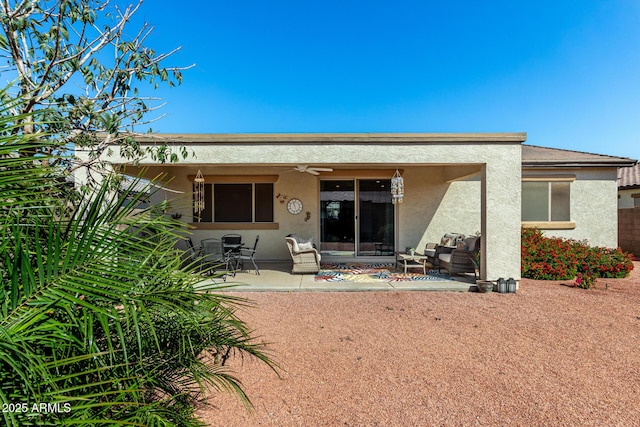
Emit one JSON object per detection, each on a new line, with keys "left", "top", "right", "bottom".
{"left": 293, "top": 165, "right": 333, "bottom": 175}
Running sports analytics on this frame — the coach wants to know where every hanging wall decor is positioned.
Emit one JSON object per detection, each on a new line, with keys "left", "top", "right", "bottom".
{"left": 193, "top": 170, "right": 205, "bottom": 221}
{"left": 391, "top": 169, "right": 404, "bottom": 204}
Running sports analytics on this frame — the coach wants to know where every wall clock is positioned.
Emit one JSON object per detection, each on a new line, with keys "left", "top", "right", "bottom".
{"left": 287, "top": 198, "right": 303, "bottom": 215}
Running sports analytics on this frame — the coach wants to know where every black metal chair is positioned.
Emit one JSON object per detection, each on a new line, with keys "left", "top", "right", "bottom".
{"left": 174, "top": 237, "right": 203, "bottom": 271}
{"left": 222, "top": 233, "right": 243, "bottom": 256}
{"left": 200, "top": 238, "right": 235, "bottom": 278}
{"left": 235, "top": 235, "right": 260, "bottom": 275}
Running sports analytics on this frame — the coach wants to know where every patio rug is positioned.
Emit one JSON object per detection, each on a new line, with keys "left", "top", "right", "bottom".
{"left": 314, "top": 262, "right": 455, "bottom": 283}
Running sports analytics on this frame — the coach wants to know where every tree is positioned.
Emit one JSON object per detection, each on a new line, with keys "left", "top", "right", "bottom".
{"left": 0, "top": 103, "right": 277, "bottom": 426}
{"left": 0, "top": 2, "right": 279, "bottom": 424}
{"left": 0, "top": 0, "right": 190, "bottom": 181}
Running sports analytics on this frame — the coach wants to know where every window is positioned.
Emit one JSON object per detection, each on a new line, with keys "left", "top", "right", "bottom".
{"left": 194, "top": 182, "right": 274, "bottom": 223}
{"left": 522, "top": 180, "right": 570, "bottom": 222}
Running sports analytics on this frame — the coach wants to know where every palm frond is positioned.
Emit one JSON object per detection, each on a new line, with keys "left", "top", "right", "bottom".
{"left": 1, "top": 129, "right": 277, "bottom": 426}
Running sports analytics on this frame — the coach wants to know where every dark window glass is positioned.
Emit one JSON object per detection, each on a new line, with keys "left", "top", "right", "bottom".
{"left": 255, "top": 183, "right": 274, "bottom": 222}
{"left": 194, "top": 181, "right": 275, "bottom": 223}
{"left": 214, "top": 183, "right": 252, "bottom": 222}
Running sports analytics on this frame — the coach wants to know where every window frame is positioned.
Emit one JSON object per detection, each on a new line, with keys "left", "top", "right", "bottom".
{"left": 521, "top": 175, "right": 576, "bottom": 230}
{"left": 190, "top": 175, "right": 279, "bottom": 230}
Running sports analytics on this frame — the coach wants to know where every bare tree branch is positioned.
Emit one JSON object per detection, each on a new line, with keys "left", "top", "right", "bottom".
{"left": 0, "top": 0, "right": 195, "bottom": 175}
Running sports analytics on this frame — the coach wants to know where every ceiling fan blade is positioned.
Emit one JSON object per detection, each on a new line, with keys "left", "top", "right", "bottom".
{"left": 292, "top": 165, "right": 332, "bottom": 174}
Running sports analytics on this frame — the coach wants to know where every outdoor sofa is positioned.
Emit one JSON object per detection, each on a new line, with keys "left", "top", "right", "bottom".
{"left": 438, "top": 236, "right": 481, "bottom": 278}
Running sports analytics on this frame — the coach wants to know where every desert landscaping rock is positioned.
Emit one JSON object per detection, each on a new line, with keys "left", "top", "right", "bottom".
{"left": 198, "top": 262, "right": 640, "bottom": 426}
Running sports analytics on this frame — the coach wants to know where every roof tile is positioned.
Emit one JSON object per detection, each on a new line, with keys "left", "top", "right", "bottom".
{"left": 618, "top": 164, "right": 640, "bottom": 189}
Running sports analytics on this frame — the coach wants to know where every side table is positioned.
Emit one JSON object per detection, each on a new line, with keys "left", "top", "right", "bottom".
{"left": 396, "top": 253, "right": 433, "bottom": 274}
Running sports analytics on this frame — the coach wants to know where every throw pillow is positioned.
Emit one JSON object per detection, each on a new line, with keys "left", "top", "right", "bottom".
{"left": 298, "top": 242, "right": 313, "bottom": 251}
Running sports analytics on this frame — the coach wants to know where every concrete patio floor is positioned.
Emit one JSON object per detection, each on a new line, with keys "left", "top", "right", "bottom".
{"left": 196, "top": 261, "right": 477, "bottom": 292}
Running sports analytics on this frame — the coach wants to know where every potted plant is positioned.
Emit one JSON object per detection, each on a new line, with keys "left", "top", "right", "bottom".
{"left": 476, "top": 280, "right": 494, "bottom": 293}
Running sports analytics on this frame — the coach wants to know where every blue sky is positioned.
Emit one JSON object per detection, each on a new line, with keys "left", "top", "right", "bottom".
{"left": 134, "top": 1, "right": 640, "bottom": 161}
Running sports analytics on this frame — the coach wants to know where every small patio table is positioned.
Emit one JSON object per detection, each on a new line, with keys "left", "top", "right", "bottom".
{"left": 396, "top": 253, "right": 432, "bottom": 274}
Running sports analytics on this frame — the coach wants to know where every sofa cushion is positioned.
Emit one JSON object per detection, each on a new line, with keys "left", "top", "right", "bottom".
{"left": 439, "top": 253, "right": 452, "bottom": 263}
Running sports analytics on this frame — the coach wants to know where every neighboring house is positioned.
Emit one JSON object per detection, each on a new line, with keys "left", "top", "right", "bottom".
{"left": 75, "top": 133, "right": 636, "bottom": 284}
{"left": 618, "top": 163, "right": 640, "bottom": 208}
{"left": 618, "top": 163, "right": 640, "bottom": 256}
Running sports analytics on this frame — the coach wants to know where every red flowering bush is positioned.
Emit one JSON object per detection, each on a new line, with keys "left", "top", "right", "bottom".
{"left": 521, "top": 228, "right": 634, "bottom": 281}
{"left": 574, "top": 272, "right": 596, "bottom": 289}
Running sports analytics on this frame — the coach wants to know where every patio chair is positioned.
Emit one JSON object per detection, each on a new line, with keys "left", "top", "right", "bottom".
{"left": 438, "top": 236, "right": 480, "bottom": 278}
{"left": 200, "top": 238, "right": 235, "bottom": 278}
{"left": 222, "top": 233, "right": 243, "bottom": 254}
{"left": 174, "top": 237, "right": 203, "bottom": 271}
{"left": 234, "top": 235, "right": 260, "bottom": 275}
{"left": 285, "top": 235, "right": 321, "bottom": 274}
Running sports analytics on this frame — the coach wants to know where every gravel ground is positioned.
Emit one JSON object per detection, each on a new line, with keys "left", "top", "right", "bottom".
{"left": 198, "top": 262, "right": 640, "bottom": 426}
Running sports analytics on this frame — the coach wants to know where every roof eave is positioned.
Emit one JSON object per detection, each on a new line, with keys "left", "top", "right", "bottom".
{"left": 619, "top": 184, "right": 640, "bottom": 191}
{"left": 524, "top": 160, "right": 637, "bottom": 168}
{"left": 129, "top": 132, "right": 528, "bottom": 144}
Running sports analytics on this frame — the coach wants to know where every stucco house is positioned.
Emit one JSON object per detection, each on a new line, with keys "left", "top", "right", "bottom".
{"left": 76, "top": 133, "right": 636, "bottom": 285}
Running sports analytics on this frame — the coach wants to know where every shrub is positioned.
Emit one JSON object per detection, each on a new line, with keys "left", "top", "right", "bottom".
{"left": 521, "top": 228, "right": 634, "bottom": 281}
{"left": 575, "top": 272, "right": 596, "bottom": 289}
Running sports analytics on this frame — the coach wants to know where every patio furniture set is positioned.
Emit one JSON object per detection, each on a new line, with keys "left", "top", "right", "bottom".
{"left": 392, "top": 232, "right": 480, "bottom": 277}
{"left": 285, "top": 232, "right": 480, "bottom": 278}
{"left": 177, "top": 231, "right": 479, "bottom": 280}
{"left": 179, "top": 234, "right": 260, "bottom": 279}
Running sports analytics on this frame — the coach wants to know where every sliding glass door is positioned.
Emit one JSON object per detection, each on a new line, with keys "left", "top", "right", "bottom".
{"left": 320, "top": 179, "right": 395, "bottom": 257}
{"left": 320, "top": 180, "right": 355, "bottom": 256}
{"left": 358, "top": 179, "right": 394, "bottom": 256}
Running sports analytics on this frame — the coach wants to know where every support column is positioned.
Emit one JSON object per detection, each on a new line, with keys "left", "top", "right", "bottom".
{"left": 480, "top": 150, "right": 522, "bottom": 282}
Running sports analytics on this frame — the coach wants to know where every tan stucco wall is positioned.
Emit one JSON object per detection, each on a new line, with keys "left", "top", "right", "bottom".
{"left": 401, "top": 167, "right": 482, "bottom": 250}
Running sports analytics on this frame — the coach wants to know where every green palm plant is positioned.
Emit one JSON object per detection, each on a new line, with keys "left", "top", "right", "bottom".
{"left": 0, "top": 108, "right": 276, "bottom": 426}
